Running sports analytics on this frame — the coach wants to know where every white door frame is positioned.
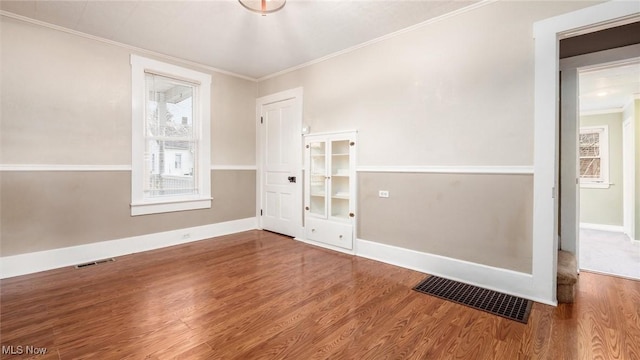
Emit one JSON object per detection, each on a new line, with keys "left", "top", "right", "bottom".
{"left": 533, "top": 1, "right": 639, "bottom": 305}
{"left": 622, "top": 114, "right": 636, "bottom": 240}
{"left": 256, "top": 87, "right": 304, "bottom": 238}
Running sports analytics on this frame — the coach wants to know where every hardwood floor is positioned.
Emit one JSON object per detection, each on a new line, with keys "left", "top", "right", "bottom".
{"left": 1, "top": 230, "right": 639, "bottom": 359}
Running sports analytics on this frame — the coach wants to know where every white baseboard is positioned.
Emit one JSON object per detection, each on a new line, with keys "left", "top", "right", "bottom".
{"left": 356, "top": 238, "right": 556, "bottom": 306}
{"left": 579, "top": 223, "right": 624, "bottom": 233}
{"left": 294, "top": 237, "right": 355, "bottom": 256}
{"left": 0, "top": 217, "right": 258, "bottom": 279}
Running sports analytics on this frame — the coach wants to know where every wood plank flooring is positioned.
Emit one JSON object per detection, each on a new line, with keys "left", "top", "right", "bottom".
{"left": 1, "top": 230, "right": 639, "bottom": 359}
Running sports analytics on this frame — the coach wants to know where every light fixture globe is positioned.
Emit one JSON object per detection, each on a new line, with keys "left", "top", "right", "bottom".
{"left": 239, "top": 0, "right": 286, "bottom": 15}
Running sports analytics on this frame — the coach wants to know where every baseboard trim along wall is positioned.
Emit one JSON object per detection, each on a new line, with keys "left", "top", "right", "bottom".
{"left": 355, "top": 238, "right": 556, "bottom": 306}
{"left": 294, "top": 237, "right": 355, "bottom": 256}
{"left": 0, "top": 217, "right": 258, "bottom": 279}
{"left": 579, "top": 223, "right": 625, "bottom": 233}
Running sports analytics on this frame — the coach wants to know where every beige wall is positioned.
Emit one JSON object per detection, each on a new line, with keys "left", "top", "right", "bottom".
{"left": 1, "top": 17, "right": 131, "bottom": 165}
{"left": 0, "top": 17, "right": 257, "bottom": 256}
{"left": 259, "top": 1, "right": 597, "bottom": 273}
{"left": 358, "top": 172, "right": 533, "bottom": 273}
{"left": 259, "top": 1, "right": 599, "bottom": 166}
{"left": 0, "top": 170, "right": 255, "bottom": 256}
{"left": 0, "top": 17, "right": 256, "bottom": 165}
{"left": 0, "top": 1, "right": 604, "bottom": 269}
{"left": 579, "top": 112, "right": 624, "bottom": 226}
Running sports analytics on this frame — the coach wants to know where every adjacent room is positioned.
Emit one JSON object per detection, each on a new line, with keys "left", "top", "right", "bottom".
{"left": 577, "top": 61, "right": 640, "bottom": 280}
{"left": 1, "top": 0, "right": 639, "bottom": 358}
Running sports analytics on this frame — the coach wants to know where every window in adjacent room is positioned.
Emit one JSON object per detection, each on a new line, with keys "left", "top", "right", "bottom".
{"left": 130, "top": 55, "right": 212, "bottom": 216}
{"left": 579, "top": 125, "right": 609, "bottom": 188}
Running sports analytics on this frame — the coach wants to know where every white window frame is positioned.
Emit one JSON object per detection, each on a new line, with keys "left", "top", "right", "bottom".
{"left": 130, "top": 55, "right": 212, "bottom": 216}
{"left": 579, "top": 125, "right": 609, "bottom": 189}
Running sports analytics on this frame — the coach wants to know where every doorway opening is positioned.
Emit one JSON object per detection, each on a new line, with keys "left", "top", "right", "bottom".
{"left": 534, "top": 1, "right": 640, "bottom": 304}
{"left": 576, "top": 60, "right": 639, "bottom": 280}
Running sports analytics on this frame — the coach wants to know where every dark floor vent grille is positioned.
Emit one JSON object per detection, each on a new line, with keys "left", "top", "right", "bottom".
{"left": 75, "top": 258, "right": 115, "bottom": 269}
{"left": 413, "top": 276, "right": 532, "bottom": 324}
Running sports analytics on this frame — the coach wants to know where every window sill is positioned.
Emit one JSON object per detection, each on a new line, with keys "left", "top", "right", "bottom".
{"left": 580, "top": 182, "right": 611, "bottom": 189}
{"left": 131, "top": 197, "right": 212, "bottom": 216}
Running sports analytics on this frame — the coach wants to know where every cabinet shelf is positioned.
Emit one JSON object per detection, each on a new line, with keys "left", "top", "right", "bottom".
{"left": 332, "top": 194, "right": 350, "bottom": 200}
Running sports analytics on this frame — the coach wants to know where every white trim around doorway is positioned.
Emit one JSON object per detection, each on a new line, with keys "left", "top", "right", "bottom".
{"left": 533, "top": 1, "right": 640, "bottom": 305}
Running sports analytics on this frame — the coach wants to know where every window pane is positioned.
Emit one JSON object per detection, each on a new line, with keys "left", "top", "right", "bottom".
{"left": 580, "top": 158, "right": 600, "bottom": 178}
{"left": 144, "top": 140, "right": 197, "bottom": 196}
{"left": 144, "top": 73, "right": 198, "bottom": 198}
{"left": 145, "top": 73, "right": 194, "bottom": 139}
{"left": 579, "top": 133, "right": 600, "bottom": 157}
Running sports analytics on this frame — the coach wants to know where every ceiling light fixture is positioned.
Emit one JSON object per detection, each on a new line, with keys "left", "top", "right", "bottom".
{"left": 239, "top": 0, "right": 286, "bottom": 16}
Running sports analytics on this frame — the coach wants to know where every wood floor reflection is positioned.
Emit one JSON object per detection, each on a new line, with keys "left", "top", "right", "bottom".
{"left": 1, "top": 230, "right": 639, "bottom": 359}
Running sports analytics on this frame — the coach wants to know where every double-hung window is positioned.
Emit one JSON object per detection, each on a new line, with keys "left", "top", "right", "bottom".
{"left": 579, "top": 125, "right": 609, "bottom": 188}
{"left": 130, "top": 55, "right": 212, "bottom": 215}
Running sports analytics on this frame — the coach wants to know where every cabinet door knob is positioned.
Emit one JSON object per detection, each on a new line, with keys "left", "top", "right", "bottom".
{"left": 349, "top": 213, "right": 355, "bottom": 217}
{"left": 305, "top": 206, "right": 309, "bottom": 210}
{"left": 311, "top": 228, "right": 316, "bottom": 232}
{"left": 339, "top": 235, "right": 343, "bottom": 239}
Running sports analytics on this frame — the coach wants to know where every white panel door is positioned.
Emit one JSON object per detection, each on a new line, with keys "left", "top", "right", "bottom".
{"left": 259, "top": 96, "right": 301, "bottom": 237}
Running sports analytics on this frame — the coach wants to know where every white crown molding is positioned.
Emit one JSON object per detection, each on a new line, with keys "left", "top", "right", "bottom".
{"left": 0, "top": 217, "right": 258, "bottom": 279}
{"left": 356, "top": 165, "right": 534, "bottom": 175}
{"left": 4, "top": 0, "right": 498, "bottom": 83}
{"left": 257, "top": 0, "right": 498, "bottom": 81}
{"left": 0, "top": 10, "right": 256, "bottom": 82}
{"left": 355, "top": 238, "right": 554, "bottom": 306}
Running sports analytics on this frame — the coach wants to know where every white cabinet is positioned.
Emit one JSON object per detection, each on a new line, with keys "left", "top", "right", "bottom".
{"left": 304, "top": 131, "right": 356, "bottom": 251}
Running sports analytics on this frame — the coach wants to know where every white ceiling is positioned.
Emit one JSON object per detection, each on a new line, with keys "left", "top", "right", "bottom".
{"left": 579, "top": 60, "right": 640, "bottom": 113}
{"left": 0, "top": 0, "right": 479, "bottom": 80}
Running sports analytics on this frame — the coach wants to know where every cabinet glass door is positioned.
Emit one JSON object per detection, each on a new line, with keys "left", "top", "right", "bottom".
{"left": 309, "top": 141, "right": 327, "bottom": 217}
{"left": 330, "top": 140, "right": 350, "bottom": 220}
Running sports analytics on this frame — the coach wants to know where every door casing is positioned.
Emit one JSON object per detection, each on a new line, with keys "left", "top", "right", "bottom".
{"left": 533, "top": 2, "right": 639, "bottom": 304}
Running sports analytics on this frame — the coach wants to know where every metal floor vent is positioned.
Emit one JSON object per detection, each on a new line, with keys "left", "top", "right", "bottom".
{"left": 413, "top": 276, "right": 532, "bottom": 324}
{"left": 75, "top": 258, "right": 115, "bottom": 269}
